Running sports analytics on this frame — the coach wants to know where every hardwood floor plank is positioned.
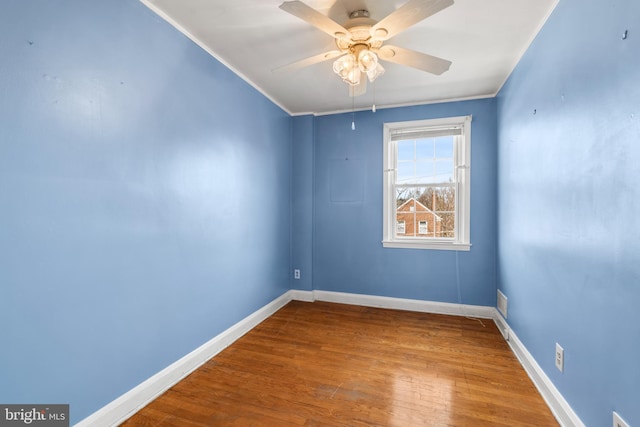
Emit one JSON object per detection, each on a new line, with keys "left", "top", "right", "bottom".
{"left": 121, "top": 301, "right": 558, "bottom": 426}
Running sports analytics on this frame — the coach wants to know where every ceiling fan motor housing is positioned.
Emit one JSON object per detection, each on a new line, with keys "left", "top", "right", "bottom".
{"left": 335, "top": 11, "right": 383, "bottom": 51}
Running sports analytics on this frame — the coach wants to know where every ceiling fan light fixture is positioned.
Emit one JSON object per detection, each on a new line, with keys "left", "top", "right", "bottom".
{"left": 333, "top": 54, "right": 360, "bottom": 86}
{"left": 357, "top": 49, "right": 378, "bottom": 72}
{"left": 367, "top": 61, "right": 385, "bottom": 82}
{"left": 345, "top": 69, "right": 361, "bottom": 86}
{"left": 332, "top": 54, "right": 353, "bottom": 76}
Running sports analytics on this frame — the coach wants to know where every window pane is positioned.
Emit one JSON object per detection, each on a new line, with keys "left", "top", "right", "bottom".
{"left": 397, "top": 140, "right": 414, "bottom": 161}
{"left": 435, "top": 136, "right": 454, "bottom": 158}
{"left": 397, "top": 161, "right": 414, "bottom": 183}
{"left": 416, "top": 187, "right": 435, "bottom": 211}
{"left": 414, "top": 160, "right": 434, "bottom": 183}
{"left": 437, "top": 213, "right": 455, "bottom": 238}
{"left": 432, "top": 186, "right": 456, "bottom": 213}
{"left": 435, "top": 160, "right": 454, "bottom": 183}
{"left": 415, "top": 138, "right": 433, "bottom": 159}
{"left": 434, "top": 186, "right": 455, "bottom": 239}
{"left": 396, "top": 188, "right": 415, "bottom": 208}
{"left": 396, "top": 189, "right": 416, "bottom": 237}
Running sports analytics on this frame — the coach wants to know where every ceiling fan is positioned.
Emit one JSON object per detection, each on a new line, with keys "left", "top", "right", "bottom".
{"left": 277, "top": 0, "right": 454, "bottom": 96}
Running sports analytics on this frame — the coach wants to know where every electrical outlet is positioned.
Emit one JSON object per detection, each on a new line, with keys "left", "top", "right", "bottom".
{"left": 555, "top": 343, "right": 564, "bottom": 372}
{"left": 613, "top": 411, "right": 630, "bottom": 427}
{"left": 294, "top": 269, "right": 301, "bottom": 279}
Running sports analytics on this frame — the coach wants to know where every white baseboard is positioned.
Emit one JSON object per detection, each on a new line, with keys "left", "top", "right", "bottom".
{"left": 288, "top": 289, "right": 315, "bottom": 302}
{"left": 494, "top": 310, "right": 585, "bottom": 427}
{"left": 493, "top": 308, "right": 510, "bottom": 340}
{"left": 75, "top": 291, "right": 294, "bottom": 427}
{"left": 293, "top": 289, "right": 495, "bottom": 319}
{"left": 77, "top": 288, "right": 584, "bottom": 427}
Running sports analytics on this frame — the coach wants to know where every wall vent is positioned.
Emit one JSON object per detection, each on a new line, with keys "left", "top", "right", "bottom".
{"left": 497, "top": 290, "right": 508, "bottom": 318}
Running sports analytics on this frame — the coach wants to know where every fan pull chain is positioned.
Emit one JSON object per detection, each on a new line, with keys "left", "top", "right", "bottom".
{"left": 372, "top": 80, "right": 377, "bottom": 113}
{"left": 351, "top": 90, "right": 356, "bottom": 130}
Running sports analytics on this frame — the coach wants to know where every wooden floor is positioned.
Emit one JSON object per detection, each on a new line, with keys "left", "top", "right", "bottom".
{"left": 122, "top": 301, "right": 558, "bottom": 426}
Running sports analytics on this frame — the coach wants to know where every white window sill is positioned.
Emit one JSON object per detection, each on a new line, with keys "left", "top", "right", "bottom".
{"left": 382, "top": 239, "right": 471, "bottom": 251}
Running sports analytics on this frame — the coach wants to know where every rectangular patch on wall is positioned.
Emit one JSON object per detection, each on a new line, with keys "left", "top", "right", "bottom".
{"left": 329, "top": 158, "right": 364, "bottom": 203}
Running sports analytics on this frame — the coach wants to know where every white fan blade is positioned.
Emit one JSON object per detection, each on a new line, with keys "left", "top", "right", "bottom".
{"left": 279, "top": 1, "right": 352, "bottom": 41}
{"left": 273, "top": 50, "right": 343, "bottom": 73}
{"left": 376, "top": 45, "right": 451, "bottom": 75}
{"left": 349, "top": 75, "right": 367, "bottom": 97}
{"left": 370, "top": 0, "right": 454, "bottom": 41}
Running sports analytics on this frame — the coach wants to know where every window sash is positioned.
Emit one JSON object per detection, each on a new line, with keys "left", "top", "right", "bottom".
{"left": 392, "top": 184, "right": 458, "bottom": 241}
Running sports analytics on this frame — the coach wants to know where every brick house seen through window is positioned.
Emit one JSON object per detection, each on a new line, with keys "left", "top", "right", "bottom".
{"left": 396, "top": 197, "right": 442, "bottom": 237}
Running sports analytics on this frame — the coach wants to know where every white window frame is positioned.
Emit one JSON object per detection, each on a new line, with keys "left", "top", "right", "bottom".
{"left": 382, "top": 115, "right": 471, "bottom": 251}
{"left": 396, "top": 220, "right": 406, "bottom": 234}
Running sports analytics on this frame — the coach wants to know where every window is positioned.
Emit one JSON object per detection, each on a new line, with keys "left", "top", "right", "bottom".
{"left": 418, "top": 221, "right": 428, "bottom": 235}
{"left": 383, "top": 116, "right": 471, "bottom": 251}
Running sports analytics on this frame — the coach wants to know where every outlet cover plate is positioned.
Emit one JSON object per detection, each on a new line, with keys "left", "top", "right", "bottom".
{"left": 555, "top": 343, "right": 564, "bottom": 372}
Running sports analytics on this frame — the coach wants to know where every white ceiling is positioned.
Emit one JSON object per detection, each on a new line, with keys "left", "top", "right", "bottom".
{"left": 141, "top": 0, "right": 557, "bottom": 115}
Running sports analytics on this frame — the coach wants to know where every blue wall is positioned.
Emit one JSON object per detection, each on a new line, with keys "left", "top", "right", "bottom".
{"left": 312, "top": 100, "right": 498, "bottom": 306}
{"left": 496, "top": 0, "right": 639, "bottom": 425}
{"left": 0, "top": 0, "right": 291, "bottom": 423}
